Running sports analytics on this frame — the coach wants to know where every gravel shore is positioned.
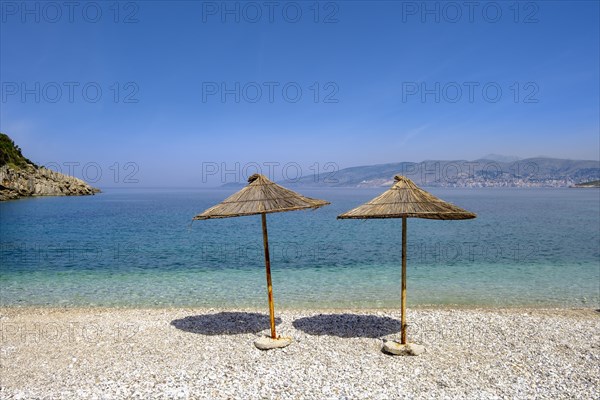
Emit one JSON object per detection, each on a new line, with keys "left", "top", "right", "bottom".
{"left": 1, "top": 307, "right": 598, "bottom": 399}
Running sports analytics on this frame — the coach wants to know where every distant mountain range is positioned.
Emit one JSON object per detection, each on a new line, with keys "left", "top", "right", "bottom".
{"left": 481, "top": 154, "right": 521, "bottom": 163}
{"left": 286, "top": 157, "right": 600, "bottom": 188}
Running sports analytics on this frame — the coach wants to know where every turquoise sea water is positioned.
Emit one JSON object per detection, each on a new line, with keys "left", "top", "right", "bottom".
{"left": 0, "top": 188, "right": 598, "bottom": 309}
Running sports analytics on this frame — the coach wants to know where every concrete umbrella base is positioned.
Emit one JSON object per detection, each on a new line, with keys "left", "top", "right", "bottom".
{"left": 382, "top": 340, "right": 426, "bottom": 356}
{"left": 254, "top": 336, "right": 293, "bottom": 350}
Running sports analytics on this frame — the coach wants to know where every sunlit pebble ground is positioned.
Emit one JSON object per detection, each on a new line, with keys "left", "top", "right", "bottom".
{"left": 0, "top": 307, "right": 598, "bottom": 399}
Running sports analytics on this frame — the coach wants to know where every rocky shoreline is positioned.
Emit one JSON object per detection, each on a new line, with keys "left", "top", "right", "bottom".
{"left": 0, "top": 164, "right": 100, "bottom": 201}
{"left": 1, "top": 307, "right": 598, "bottom": 399}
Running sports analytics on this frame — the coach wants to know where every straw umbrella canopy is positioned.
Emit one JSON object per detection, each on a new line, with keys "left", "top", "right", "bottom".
{"left": 193, "top": 173, "right": 329, "bottom": 339}
{"left": 338, "top": 175, "right": 476, "bottom": 344}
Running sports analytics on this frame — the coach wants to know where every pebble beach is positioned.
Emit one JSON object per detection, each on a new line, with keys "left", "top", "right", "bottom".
{"left": 1, "top": 307, "right": 598, "bottom": 399}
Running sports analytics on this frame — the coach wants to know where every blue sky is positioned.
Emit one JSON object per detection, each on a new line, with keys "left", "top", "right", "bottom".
{"left": 1, "top": 1, "right": 599, "bottom": 187}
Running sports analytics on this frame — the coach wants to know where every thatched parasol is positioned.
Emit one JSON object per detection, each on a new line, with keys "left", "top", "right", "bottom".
{"left": 338, "top": 175, "right": 476, "bottom": 346}
{"left": 193, "top": 174, "right": 329, "bottom": 343}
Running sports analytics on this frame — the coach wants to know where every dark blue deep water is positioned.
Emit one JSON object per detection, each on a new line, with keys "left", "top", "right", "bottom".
{"left": 1, "top": 188, "right": 598, "bottom": 308}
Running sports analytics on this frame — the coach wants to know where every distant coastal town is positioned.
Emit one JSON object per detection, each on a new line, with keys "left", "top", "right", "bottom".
{"left": 355, "top": 176, "right": 600, "bottom": 189}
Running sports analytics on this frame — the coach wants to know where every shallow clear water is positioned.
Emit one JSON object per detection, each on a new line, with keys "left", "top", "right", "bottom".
{"left": 0, "top": 188, "right": 598, "bottom": 308}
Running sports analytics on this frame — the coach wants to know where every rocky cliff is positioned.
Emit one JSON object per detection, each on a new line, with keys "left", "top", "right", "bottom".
{"left": 0, "top": 133, "right": 100, "bottom": 201}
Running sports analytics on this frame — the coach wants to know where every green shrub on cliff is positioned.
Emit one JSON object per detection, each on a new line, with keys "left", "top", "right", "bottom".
{"left": 0, "top": 133, "right": 37, "bottom": 169}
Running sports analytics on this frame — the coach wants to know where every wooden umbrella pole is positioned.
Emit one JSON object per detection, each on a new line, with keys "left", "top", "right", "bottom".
{"left": 401, "top": 216, "right": 407, "bottom": 344}
{"left": 261, "top": 213, "right": 277, "bottom": 339}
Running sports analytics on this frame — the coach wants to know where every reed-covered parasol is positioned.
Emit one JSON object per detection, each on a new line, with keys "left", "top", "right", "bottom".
{"left": 193, "top": 174, "right": 329, "bottom": 345}
{"left": 338, "top": 175, "right": 476, "bottom": 346}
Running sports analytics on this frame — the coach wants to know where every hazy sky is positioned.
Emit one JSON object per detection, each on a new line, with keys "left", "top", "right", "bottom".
{"left": 1, "top": 1, "right": 599, "bottom": 187}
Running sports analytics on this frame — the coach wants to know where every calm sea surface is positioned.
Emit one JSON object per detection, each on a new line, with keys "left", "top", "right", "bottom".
{"left": 0, "top": 188, "right": 598, "bottom": 308}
